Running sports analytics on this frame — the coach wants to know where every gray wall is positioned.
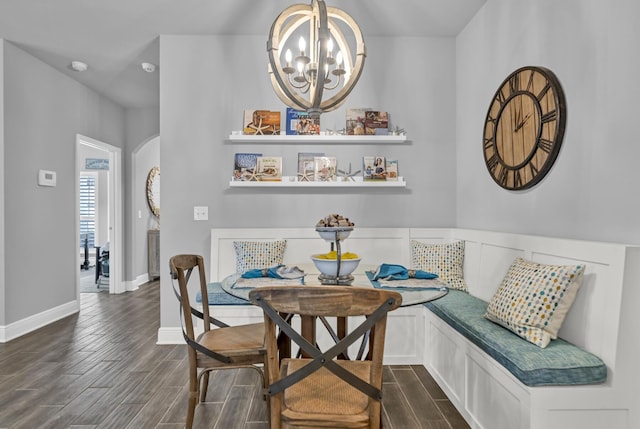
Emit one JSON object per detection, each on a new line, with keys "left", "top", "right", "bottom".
{"left": 456, "top": 0, "right": 640, "bottom": 243}
{"left": 125, "top": 107, "right": 159, "bottom": 283}
{"left": 0, "top": 41, "right": 5, "bottom": 325}
{"left": 159, "top": 34, "right": 458, "bottom": 327}
{"left": 133, "top": 136, "right": 160, "bottom": 283}
{"left": 2, "top": 40, "right": 126, "bottom": 325}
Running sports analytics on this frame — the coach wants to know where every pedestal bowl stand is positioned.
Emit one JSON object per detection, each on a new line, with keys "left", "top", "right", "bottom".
{"left": 314, "top": 226, "right": 356, "bottom": 285}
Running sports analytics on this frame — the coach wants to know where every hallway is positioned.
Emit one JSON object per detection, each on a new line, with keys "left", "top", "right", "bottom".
{"left": 0, "top": 281, "right": 468, "bottom": 428}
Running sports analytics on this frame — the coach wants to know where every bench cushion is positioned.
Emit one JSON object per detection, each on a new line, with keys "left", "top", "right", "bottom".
{"left": 424, "top": 290, "right": 607, "bottom": 387}
{"left": 195, "top": 282, "right": 248, "bottom": 305}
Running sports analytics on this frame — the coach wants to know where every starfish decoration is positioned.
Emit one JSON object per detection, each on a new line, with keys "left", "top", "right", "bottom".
{"left": 391, "top": 126, "right": 406, "bottom": 136}
{"left": 337, "top": 163, "right": 361, "bottom": 181}
{"left": 324, "top": 127, "right": 347, "bottom": 136}
{"left": 297, "top": 171, "right": 314, "bottom": 182}
{"left": 247, "top": 116, "right": 270, "bottom": 135}
{"left": 242, "top": 169, "right": 263, "bottom": 181}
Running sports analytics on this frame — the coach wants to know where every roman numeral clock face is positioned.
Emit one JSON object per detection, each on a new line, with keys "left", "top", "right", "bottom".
{"left": 483, "top": 66, "right": 566, "bottom": 190}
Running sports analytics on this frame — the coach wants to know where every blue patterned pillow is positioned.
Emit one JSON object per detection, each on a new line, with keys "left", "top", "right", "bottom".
{"left": 410, "top": 240, "right": 467, "bottom": 291}
{"left": 484, "top": 257, "right": 586, "bottom": 348}
{"left": 233, "top": 240, "right": 287, "bottom": 274}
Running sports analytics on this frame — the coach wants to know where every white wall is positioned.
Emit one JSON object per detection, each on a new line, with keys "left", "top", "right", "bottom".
{"left": 159, "top": 34, "right": 458, "bottom": 327}
{"left": 456, "top": 0, "right": 640, "bottom": 243}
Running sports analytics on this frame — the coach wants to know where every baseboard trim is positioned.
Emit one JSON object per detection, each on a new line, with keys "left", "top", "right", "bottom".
{"left": 157, "top": 327, "right": 184, "bottom": 345}
{"left": 0, "top": 300, "right": 79, "bottom": 343}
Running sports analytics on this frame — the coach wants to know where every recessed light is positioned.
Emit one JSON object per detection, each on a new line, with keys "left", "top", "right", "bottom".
{"left": 70, "top": 61, "right": 88, "bottom": 72}
{"left": 141, "top": 62, "right": 157, "bottom": 73}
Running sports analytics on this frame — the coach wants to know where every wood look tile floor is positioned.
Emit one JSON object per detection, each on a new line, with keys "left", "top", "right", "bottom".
{"left": 0, "top": 281, "right": 470, "bottom": 429}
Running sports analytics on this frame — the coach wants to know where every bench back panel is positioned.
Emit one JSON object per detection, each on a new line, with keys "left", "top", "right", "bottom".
{"left": 212, "top": 227, "right": 638, "bottom": 374}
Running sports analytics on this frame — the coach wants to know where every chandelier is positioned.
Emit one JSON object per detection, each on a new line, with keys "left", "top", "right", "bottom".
{"left": 267, "top": 0, "right": 366, "bottom": 118}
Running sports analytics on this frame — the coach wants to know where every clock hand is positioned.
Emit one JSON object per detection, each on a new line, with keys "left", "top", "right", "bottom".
{"left": 514, "top": 112, "right": 531, "bottom": 132}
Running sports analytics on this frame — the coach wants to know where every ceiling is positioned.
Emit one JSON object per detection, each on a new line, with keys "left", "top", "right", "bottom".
{"left": 0, "top": 0, "right": 486, "bottom": 109}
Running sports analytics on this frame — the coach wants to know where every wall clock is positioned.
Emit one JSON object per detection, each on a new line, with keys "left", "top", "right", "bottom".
{"left": 483, "top": 66, "right": 566, "bottom": 190}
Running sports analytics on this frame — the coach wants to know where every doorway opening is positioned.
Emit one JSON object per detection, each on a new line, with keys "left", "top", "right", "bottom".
{"left": 75, "top": 134, "right": 124, "bottom": 295}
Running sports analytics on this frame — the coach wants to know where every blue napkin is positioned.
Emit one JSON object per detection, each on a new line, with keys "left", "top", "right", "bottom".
{"left": 372, "top": 263, "right": 438, "bottom": 281}
{"left": 241, "top": 265, "right": 305, "bottom": 279}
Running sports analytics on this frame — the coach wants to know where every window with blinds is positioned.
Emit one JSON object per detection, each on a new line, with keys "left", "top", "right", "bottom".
{"left": 80, "top": 175, "right": 96, "bottom": 249}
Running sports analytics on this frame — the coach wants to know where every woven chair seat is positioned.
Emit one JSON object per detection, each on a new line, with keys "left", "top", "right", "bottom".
{"left": 282, "top": 358, "right": 371, "bottom": 417}
{"left": 198, "top": 323, "right": 265, "bottom": 357}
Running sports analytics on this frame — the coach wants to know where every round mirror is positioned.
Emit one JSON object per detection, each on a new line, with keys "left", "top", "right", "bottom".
{"left": 146, "top": 166, "right": 160, "bottom": 218}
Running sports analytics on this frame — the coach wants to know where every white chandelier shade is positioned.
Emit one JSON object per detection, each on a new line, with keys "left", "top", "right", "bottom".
{"left": 267, "top": 0, "right": 366, "bottom": 118}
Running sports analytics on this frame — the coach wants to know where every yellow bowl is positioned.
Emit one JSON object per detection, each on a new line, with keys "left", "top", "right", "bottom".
{"left": 311, "top": 254, "right": 361, "bottom": 277}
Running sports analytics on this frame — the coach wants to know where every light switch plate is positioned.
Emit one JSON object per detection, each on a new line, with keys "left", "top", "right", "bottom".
{"left": 194, "top": 206, "right": 208, "bottom": 221}
{"left": 38, "top": 169, "right": 57, "bottom": 187}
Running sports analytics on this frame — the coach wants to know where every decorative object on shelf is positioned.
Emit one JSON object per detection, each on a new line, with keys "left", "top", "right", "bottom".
{"left": 346, "top": 107, "right": 369, "bottom": 135}
{"left": 243, "top": 110, "right": 281, "bottom": 135}
{"left": 363, "top": 156, "right": 386, "bottom": 181}
{"left": 314, "top": 214, "right": 357, "bottom": 285}
{"left": 233, "top": 153, "right": 262, "bottom": 181}
{"left": 146, "top": 166, "right": 160, "bottom": 219}
{"left": 325, "top": 127, "right": 347, "bottom": 135}
{"left": 256, "top": 156, "right": 283, "bottom": 181}
{"left": 313, "top": 156, "right": 336, "bottom": 181}
{"left": 389, "top": 126, "right": 406, "bottom": 136}
{"left": 297, "top": 152, "right": 323, "bottom": 181}
{"left": 337, "top": 162, "right": 361, "bottom": 182}
{"left": 385, "top": 159, "right": 398, "bottom": 181}
{"left": 267, "top": 0, "right": 366, "bottom": 118}
{"left": 286, "top": 107, "right": 320, "bottom": 135}
{"left": 483, "top": 66, "right": 566, "bottom": 190}
{"left": 365, "top": 111, "right": 389, "bottom": 135}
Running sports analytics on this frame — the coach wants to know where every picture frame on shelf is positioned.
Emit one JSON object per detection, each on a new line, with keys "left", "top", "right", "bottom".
{"left": 363, "top": 156, "right": 386, "bottom": 181}
{"left": 298, "top": 152, "right": 324, "bottom": 182}
{"left": 386, "top": 159, "right": 398, "bottom": 181}
{"left": 233, "top": 153, "right": 262, "bottom": 181}
{"left": 243, "top": 110, "right": 281, "bottom": 135}
{"left": 314, "top": 156, "right": 337, "bottom": 181}
{"left": 256, "top": 156, "right": 283, "bottom": 181}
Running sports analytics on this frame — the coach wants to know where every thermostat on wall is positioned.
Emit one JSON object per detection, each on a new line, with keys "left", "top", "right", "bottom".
{"left": 38, "top": 169, "right": 57, "bottom": 187}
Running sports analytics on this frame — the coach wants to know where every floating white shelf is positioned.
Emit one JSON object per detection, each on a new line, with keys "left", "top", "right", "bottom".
{"left": 229, "top": 176, "right": 406, "bottom": 188}
{"left": 228, "top": 133, "right": 408, "bottom": 144}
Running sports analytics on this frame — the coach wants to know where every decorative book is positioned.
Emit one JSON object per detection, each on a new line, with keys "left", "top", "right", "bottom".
{"left": 298, "top": 152, "right": 324, "bottom": 181}
{"left": 243, "top": 110, "right": 281, "bottom": 135}
{"left": 233, "top": 153, "right": 262, "bottom": 181}
{"left": 365, "top": 111, "right": 389, "bottom": 135}
{"left": 256, "top": 156, "right": 283, "bottom": 181}
{"left": 286, "top": 108, "right": 320, "bottom": 135}
{"left": 385, "top": 159, "right": 398, "bottom": 181}
{"left": 314, "top": 156, "right": 337, "bottom": 182}
{"left": 290, "top": 110, "right": 320, "bottom": 135}
{"left": 363, "top": 156, "right": 386, "bottom": 181}
{"left": 346, "top": 108, "right": 369, "bottom": 135}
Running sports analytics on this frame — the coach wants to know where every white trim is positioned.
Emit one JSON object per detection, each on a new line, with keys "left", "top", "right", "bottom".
{"left": 157, "top": 327, "right": 184, "bottom": 344}
{"left": 76, "top": 134, "right": 125, "bottom": 295}
{"left": 0, "top": 300, "right": 78, "bottom": 343}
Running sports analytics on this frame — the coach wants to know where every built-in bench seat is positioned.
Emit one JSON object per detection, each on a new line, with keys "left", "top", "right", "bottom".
{"left": 179, "top": 227, "right": 640, "bottom": 429}
{"left": 424, "top": 290, "right": 606, "bottom": 387}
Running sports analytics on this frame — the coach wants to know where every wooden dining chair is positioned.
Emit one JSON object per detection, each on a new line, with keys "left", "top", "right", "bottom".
{"left": 249, "top": 285, "right": 402, "bottom": 429}
{"left": 170, "top": 254, "right": 267, "bottom": 429}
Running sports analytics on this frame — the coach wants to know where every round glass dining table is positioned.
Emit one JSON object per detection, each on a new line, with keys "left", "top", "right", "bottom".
{"left": 220, "top": 264, "right": 448, "bottom": 361}
{"left": 220, "top": 264, "right": 448, "bottom": 307}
